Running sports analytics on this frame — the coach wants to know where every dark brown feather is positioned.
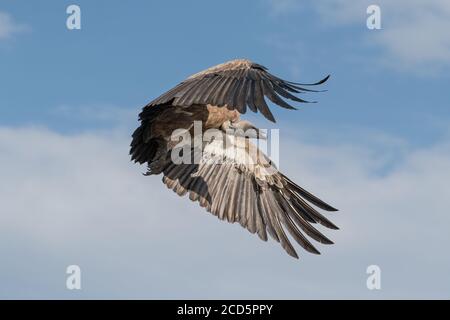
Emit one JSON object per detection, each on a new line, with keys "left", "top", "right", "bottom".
{"left": 145, "top": 59, "right": 329, "bottom": 122}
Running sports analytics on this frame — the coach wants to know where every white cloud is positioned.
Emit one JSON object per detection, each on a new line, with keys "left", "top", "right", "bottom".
{"left": 0, "top": 11, "right": 28, "bottom": 40}
{"left": 1, "top": 125, "right": 450, "bottom": 298}
{"left": 265, "top": 0, "right": 450, "bottom": 72}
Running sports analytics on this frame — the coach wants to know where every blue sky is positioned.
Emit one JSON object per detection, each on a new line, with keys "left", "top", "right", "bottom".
{"left": 2, "top": 0, "right": 448, "bottom": 142}
{"left": 1, "top": 0, "right": 450, "bottom": 299}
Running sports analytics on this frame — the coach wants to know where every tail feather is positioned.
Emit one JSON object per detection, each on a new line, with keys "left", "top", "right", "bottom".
{"left": 130, "top": 105, "right": 166, "bottom": 165}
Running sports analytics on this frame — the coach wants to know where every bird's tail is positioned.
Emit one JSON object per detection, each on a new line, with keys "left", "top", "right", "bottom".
{"left": 130, "top": 105, "right": 167, "bottom": 169}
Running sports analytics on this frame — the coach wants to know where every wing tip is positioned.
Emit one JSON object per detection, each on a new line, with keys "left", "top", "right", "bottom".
{"left": 287, "top": 74, "right": 331, "bottom": 86}
{"left": 308, "top": 247, "right": 321, "bottom": 255}
{"left": 321, "top": 74, "right": 331, "bottom": 84}
{"left": 288, "top": 250, "right": 300, "bottom": 259}
{"left": 325, "top": 205, "right": 339, "bottom": 212}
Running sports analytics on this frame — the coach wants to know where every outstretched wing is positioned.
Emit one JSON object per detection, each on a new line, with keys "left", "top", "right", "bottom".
{"left": 148, "top": 61, "right": 329, "bottom": 122}
{"left": 159, "top": 135, "right": 338, "bottom": 259}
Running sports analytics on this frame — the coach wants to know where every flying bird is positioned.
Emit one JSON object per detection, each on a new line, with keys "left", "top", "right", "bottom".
{"left": 130, "top": 59, "right": 338, "bottom": 259}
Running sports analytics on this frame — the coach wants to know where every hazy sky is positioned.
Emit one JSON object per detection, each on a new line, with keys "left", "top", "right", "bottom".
{"left": 1, "top": 0, "right": 449, "bottom": 299}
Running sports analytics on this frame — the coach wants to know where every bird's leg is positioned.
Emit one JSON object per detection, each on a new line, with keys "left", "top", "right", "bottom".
{"left": 222, "top": 120, "right": 267, "bottom": 139}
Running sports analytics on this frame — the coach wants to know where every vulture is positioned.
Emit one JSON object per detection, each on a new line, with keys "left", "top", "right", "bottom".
{"left": 130, "top": 59, "right": 338, "bottom": 259}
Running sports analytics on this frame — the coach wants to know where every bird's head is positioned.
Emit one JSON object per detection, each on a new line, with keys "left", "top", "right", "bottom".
{"left": 222, "top": 120, "right": 267, "bottom": 140}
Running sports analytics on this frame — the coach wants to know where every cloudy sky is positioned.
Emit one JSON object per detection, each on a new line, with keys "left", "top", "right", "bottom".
{"left": 1, "top": 0, "right": 449, "bottom": 299}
